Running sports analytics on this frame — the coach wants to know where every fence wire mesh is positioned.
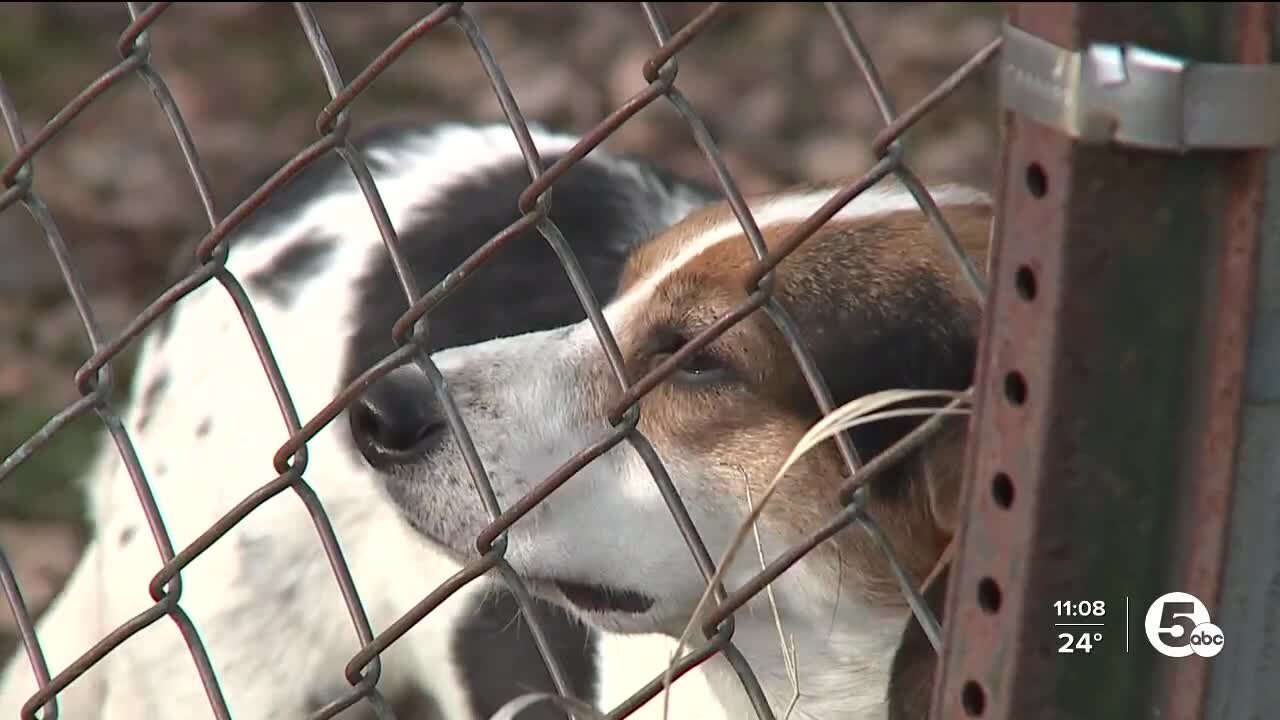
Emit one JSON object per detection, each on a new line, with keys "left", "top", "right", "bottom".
{"left": 0, "top": 3, "right": 1002, "bottom": 719}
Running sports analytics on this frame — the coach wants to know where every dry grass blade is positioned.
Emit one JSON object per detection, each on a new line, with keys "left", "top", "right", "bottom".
{"left": 659, "top": 389, "right": 972, "bottom": 717}
{"left": 744, "top": 481, "right": 800, "bottom": 720}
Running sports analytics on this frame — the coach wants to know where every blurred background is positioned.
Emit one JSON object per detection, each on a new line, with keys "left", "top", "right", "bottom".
{"left": 0, "top": 1, "right": 1002, "bottom": 655}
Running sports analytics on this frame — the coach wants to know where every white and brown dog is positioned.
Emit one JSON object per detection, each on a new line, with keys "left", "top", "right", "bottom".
{"left": 0, "top": 120, "right": 988, "bottom": 720}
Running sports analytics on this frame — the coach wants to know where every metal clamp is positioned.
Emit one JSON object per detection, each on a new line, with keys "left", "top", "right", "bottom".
{"left": 1001, "top": 22, "right": 1280, "bottom": 152}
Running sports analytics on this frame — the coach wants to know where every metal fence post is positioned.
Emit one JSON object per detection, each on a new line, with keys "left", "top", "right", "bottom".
{"left": 1205, "top": 12, "right": 1280, "bottom": 718}
{"left": 934, "top": 3, "right": 1276, "bottom": 719}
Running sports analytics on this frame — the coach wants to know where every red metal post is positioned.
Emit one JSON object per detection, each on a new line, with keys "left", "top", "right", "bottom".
{"left": 933, "top": 3, "right": 1274, "bottom": 720}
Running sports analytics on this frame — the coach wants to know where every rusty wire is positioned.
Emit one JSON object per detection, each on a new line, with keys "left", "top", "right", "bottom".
{"left": 0, "top": 3, "right": 1002, "bottom": 719}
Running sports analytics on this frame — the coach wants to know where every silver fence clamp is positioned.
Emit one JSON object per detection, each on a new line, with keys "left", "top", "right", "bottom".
{"left": 1000, "top": 22, "right": 1280, "bottom": 152}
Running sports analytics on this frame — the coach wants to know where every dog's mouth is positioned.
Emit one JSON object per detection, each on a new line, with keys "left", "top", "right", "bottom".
{"left": 548, "top": 579, "right": 655, "bottom": 614}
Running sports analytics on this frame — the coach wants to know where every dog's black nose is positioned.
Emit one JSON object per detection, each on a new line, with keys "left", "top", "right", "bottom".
{"left": 349, "top": 366, "right": 449, "bottom": 467}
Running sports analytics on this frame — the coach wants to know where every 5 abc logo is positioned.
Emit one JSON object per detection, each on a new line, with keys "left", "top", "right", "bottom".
{"left": 1143, "top": 592, "right": 1225, "bottom": 658}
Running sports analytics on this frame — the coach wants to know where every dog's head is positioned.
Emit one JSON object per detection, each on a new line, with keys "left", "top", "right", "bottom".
{"left": 349, "top": 180, "right": 989, "bottom": 641}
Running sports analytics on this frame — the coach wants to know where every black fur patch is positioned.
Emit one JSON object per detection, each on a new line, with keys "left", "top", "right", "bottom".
{"left": 453, "top": 588, "right": 597, "bottom": 720}
{"left": 134, "top": 373, "right": 170, "bottom": 431}
{"left": 244, "top": 235, "right": 335, "bottom": 306}
{"left": 304, "top": 683, "right": 445, "bottom": 720}
{"left": 388, "top": 685, "right": 445, "bottom": 720}
{"left": 195, "top": 417, "right": 212, "bottom": 438}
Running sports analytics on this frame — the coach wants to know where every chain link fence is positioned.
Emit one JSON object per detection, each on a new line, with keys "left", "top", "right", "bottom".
{"left": 0, "top": 2, "right": 1004, "bottom": 718}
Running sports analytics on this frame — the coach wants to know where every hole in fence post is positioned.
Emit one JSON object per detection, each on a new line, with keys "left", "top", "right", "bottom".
{"left": 962, "top": 681, "right": 987, "bottom": 716}
{"left": 1014, "top": 265, "right": 1036, "bottom": 301}
{"left": 991, "top": 473, "right": 1014, "bottom": 508}
{"left": 1025, "top": 162, "right": 1047, "bottom": 197}
{"left": 977, "top": 578, "right": 1001, "bottom": 614}
{"left": 1003, "top": 371, "right": 1027, "bottom": 406}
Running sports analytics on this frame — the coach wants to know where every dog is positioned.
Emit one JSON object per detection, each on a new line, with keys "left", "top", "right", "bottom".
{"left": 0, "top": 119, "right": 988, "bottom": 720}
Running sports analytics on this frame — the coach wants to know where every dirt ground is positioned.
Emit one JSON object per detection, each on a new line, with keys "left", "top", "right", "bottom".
{"left": 0, "top": 1, "right": 1003, "bottom": 661}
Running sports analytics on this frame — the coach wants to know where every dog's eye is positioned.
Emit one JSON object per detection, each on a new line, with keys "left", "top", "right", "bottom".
{"left": 677, "top": 349, "right": 724, "bottom": 377}
{"left": 653, "top": 332, "right": 732, "bottom": 384}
